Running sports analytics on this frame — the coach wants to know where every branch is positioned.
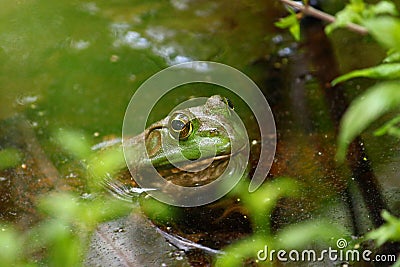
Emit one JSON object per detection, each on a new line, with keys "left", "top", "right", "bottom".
{"left": 279, "top": 0, "right": 369, "bottom": 35}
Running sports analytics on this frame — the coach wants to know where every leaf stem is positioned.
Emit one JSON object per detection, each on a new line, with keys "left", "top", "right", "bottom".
{"left": 279, "top": 0, "right": 369, "bottom": 35}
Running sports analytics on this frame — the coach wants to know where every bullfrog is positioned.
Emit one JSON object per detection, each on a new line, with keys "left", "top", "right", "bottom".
{"left": 103, "top": 95, "right": 249, "bottom": 196}
{"left": 94, "top": 95, "right": 252, "bottom": 265}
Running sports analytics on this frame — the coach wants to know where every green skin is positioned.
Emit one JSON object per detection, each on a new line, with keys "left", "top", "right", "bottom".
{"left": 122, "top": 95, "right": 247, "bottom": 187}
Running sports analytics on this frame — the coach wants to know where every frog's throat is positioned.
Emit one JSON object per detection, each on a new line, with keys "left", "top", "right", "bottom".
{"left": 157, "top": 157, "right": 230, "bottom": 187}
{"left": 156, "top": 153, "right": 231, "bottom": 172}
{"left": 153, "top": 144, "right": 247, "bottom": 188}
{"left": 154, "top": 142, "right": 246, "bottom": 172}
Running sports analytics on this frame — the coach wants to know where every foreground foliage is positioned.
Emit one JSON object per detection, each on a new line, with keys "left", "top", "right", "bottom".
{"left": 278, "top": 0, "right": 400, "bottom": 265}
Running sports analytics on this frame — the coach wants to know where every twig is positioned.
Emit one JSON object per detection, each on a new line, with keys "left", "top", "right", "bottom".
{"left": 279, "top": 0, "right": 369, "bottom": 35}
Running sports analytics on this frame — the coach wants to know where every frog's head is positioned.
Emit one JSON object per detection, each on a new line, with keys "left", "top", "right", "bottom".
{"left": 144, "top": 95, "right": 247, "bottom": 184}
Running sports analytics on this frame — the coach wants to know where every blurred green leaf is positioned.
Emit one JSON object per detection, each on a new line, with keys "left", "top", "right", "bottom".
{"left": 0, "top": 148, "right": 21, "bottom": 170}
{"left": 42, "top": 221, "right": 83, "bottom": 267}
{"left": 383, "top": 50, "right": 400, "bottom": 63}
{"left": 368, "top": 1, "right": 398, "bottom": 16}
{"left": 332, "top": 63, "right": 400, "bottom": 85}
{"left": 216, "top": 234, "right": 272, "bottom": 267}
{"left": 87, "top": 145, "right": 126, "bottom": 190}
{"left": 216, "top": 217, "right": 347, "bottom": 266}
{"left": 374, "top": 115, "right": 400, "bottom": 137}
{"left": 367, "top": 210, "right": 400, "bottom": 246}
{"left": 363, "top": 17, "right": 400, "bottom": 49}
{"left": 55, "top": 129, "right": 92, "bottom": 159}
{"left": 215, "top": 177, "right": 301, "bottom": 265}
{"left": 325, "top": 0, "right": 397, "bottom": 35}
{"left": 325, "top": 11, "right": 359, "bottom": 34}
{"left": 140, "top": 197, "right": 176, "bottom": 224}
{"left": 0, "top": 227, "right": 22, "bottom": 267}
{"left": 325, "top": 0, "right": 364, "bottom": 34}
{"left": 350, "top": 0, "right": 365, "bottom": 10}
{"left": 54, "top": 128, "right": 126, "bottom": 191}
{"left": 337, "top": 81, "right": 400, "bottom": 161}
{"left": 19, "top": 192, "right": 132, "bottom": 267}
{"left": 38, "top": 193, "right": 132, "bottom": 230}
{"left": 240, "top": 177, "right": 299, "bottom": 232}
{"left": 277, "top": 220, "right": 347, "bottom": 249}
{"left": 275, "top": 10, "right": 300, "bottom": 41}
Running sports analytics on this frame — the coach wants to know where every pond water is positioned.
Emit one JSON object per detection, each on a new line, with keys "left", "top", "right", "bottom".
{"left": 1, "top": 0, "right": 399, "bottom": 266}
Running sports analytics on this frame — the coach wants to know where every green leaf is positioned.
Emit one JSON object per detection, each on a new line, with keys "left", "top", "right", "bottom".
{"left": 275, "top": 11, "right": 296, "bottom": 29}
{"left": 367, "top": 210, "right": 400, "bottom": 246}
{"left": 0, "top": 227, "right": 22, "bottom": 266}
{"left": 325, "top": 1, "right": 398, "bottom": 35}
{"left": 369, "top": 1, "right": 398, "bottom": 16}
{"left": 374, "top": 115, "right": 400, "bottom": 137}
{"left": 325, "top": 8, "right": 360, "bottom": 34}
{"left": 332, "top": 63, "right": 400, "bottom": 85}
{"left": 325, "top": 1, "right": 363, "bottom": 34}
{"left": 277, "top": 220, "right": 347, "bottom": 249}
{"left": 55, "top": 129, "right": 92, "bottom": 159}
{"left": 383, "top": 50, "right": 400, "bottom": 63}
{"left": 275, "top": 11, "right": 300, "bottom": 41}
{"left": 240, "top": 177, "right": 299, "bottom": 231}
{"left": 38, "top": 193, "right": 132, "bottom": 230}
{"left": 289, "top": 21, "right": 300, "bottom": 42}
{"left": 337, "top": 81, "right": 400, "bottom": 162}
{"left": 87, "top": 145, "right": 126, "bottom": 190}
{"left": 216, "top": 234, "right": 272, "bottom": 267}
{"left": 363, "top": 17, "right": 400, "bottom": 49}
{"left": 350, "top": 0, "right": 364, "bottom": 9}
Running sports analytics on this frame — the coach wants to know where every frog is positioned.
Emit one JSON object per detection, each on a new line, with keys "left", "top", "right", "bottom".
{"left": 95, "top": 95, "right": 252, "bottom": 264}
{"left": 106, "top": 94, "right": 249, "bottom": 191}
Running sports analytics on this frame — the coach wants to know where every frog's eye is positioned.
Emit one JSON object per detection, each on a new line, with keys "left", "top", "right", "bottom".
{"left": 169, "top": 113, "right": 193, "bottom": 140}
{"left": 222, "top": 97, "right": 234, "bottom": 110}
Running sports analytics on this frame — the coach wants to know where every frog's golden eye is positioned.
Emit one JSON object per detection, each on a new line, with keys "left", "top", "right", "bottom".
{"left": 169, "top": 113, "right": 193, "bottom": 140}
{"left": 223, "top": 97, "right": 234, "bottom": 110}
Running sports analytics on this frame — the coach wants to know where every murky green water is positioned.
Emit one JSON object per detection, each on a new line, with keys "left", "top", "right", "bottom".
{"left": 0, "top": 0, "right": 278, "bottom": 128}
